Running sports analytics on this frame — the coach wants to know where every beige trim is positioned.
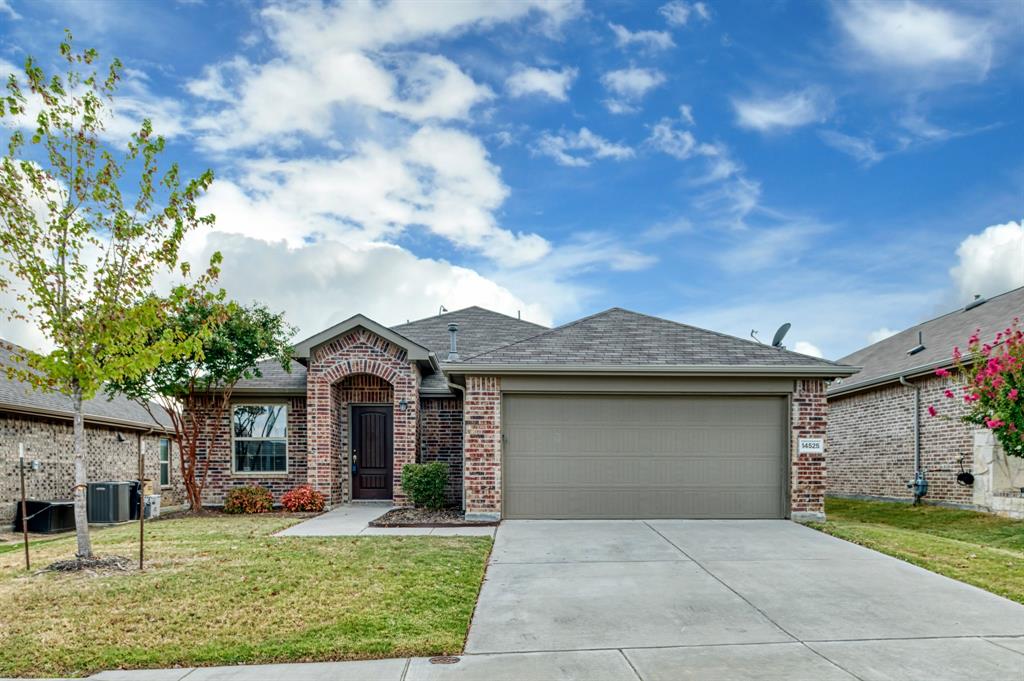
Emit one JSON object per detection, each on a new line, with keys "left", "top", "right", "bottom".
{"left": 500, "top": 375, "right": 796, "bottom": 394}
{"left": 230, "top": 402, "right": 289, "bottom": 476}
{"left": 454, "top": 363, "right": 859, "bottom": 378}
{"left": 0, "top": 401, "right": 170, "bottom": 432}
{"left": 293, "top": 313, "right": 431, "bottom": 360}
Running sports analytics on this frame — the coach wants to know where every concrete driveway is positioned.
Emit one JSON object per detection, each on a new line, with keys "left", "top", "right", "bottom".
{"left": 464, "top": 519, "right": 1024, "bottom": 680}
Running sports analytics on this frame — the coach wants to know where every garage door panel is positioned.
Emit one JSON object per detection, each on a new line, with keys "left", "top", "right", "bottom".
{"left": 503, "top": 394, "right": 787, "bottom": 519}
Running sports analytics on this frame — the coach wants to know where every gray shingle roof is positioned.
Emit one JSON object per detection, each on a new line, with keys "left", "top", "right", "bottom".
{"left": 392, "top": 306, "right": 548, "bottom": 358}
{"left": 830, "top": 286, "right": 1024, "bottom": 396}
{"left": 232, "top": 359, "right": 306, "bottom": 393}
{"left": 460, "top": 308, "right": 851, "bottom": 370}
{"left": 0, "top": 342, "right": 171, "bottom": 430}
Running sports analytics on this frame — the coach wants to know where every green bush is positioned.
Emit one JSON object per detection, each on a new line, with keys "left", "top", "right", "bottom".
{"left": 401, "top": 462, "right": 449, "bottom": 510}
{"left": 223, "top": 485, "right": 274, "bottom": 514}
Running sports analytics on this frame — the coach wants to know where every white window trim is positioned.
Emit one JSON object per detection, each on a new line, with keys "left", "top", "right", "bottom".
{"left": 159, "top": 437, "right": 172, "bottom": 488}
{"left": 231, "top": 402, "right": 289, "bottom": 476}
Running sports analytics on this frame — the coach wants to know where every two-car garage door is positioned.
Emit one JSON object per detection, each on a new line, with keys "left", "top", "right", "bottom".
{"left": 502, "top": 394, "right": 788, "bottom": 519}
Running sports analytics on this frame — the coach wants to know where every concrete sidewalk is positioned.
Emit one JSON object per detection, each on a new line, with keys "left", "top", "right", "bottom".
{"left": 275, "top": 504, "right": 496, "bottom": 537}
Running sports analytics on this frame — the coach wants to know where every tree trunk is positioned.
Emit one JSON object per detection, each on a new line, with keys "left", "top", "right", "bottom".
{"left": 71, "top": 384, "right": 93, "bottom": 558}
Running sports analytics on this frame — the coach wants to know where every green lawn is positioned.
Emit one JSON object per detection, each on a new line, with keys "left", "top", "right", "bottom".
{"left": 812, "top": 497, "right": 1024, "bottom": 604}
{"left": 0, "top": 514, "right": 492, "bottom": 678}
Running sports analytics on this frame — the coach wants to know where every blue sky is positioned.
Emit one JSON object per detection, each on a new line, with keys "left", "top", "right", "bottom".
{"left": 1, "top": 0, "right": 1021, "bottom": 359}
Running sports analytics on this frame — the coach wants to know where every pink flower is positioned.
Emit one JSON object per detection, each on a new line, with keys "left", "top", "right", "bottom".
{"left": 986, "top": 418, "right": 1005, "bottom": 429}
{"left": 1010, "top": 389, "right": 1020, "bottom": 402}
{"left": 935, "top": 368, "right": 951, "bottom": 377}
{"left": 944, "top": 389, "right": 954, "bottom": 398}
{"left": 927, "top": 405, "right": 938, "bottom": 417}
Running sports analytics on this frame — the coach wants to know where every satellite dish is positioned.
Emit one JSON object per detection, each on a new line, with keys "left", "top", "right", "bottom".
{"left": 771, "top": 322, "right": 791, "bottom": 348}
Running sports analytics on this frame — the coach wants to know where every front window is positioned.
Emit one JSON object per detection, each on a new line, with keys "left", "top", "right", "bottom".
{"left": 159, "top": 438, "right": 171, "bottom": 486}
{"left": 233, "top": 404, "right": 288, "bottom": 473}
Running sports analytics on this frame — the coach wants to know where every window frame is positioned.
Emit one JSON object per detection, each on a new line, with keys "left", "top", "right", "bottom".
{"left": 158, "top": 437, "right": 171, "bottom": 488}
{"left": 230, "top": 402, "right": 289, "bottom": 476}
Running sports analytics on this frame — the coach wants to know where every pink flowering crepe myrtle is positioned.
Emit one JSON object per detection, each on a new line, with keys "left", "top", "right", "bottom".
{"left": 930, "top": 318, "right": 1024, "bottom": 458}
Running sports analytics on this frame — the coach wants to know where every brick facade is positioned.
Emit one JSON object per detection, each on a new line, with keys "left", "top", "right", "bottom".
{"left": 419, "top": 396, "right": 464, "bottom": 506}
{"left": 1, "top": 410, "right": 183, "bottom": 523}
{"left": 194, "top": 395, "right": 309, "bottom": 505}
{"left": 827, "top": 374, "right": 974, "bottom": 505}
{"left": 305, "top": 329, "right": 420, "bottom": 506}
{"left": 790, "top": 379, "right": 828, "bottom": 520}
{"left": 462, "top": 376, "right": 501, "bottom": 519}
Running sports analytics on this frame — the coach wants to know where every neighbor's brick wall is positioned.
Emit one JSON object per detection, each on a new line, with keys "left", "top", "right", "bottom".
{"left": 337, "top": 374, "right": 393, "bottom": 501}
{"left": 463, "top": 376, "right": 500, "bottom": 517}
{"left": 193, "top": 396, "right": 308, "bottom": 506}
{"left": 1, "top": 410, "right": 183, "bottom": 523}
{"left": 420, "top": 396, "right": 463, "bottom": 507}
{"left": 827, "top": 374, "right": 973, "bottom": 505}
{"left": 305, "top": 329, "right": 419, "bottom": 506}
{"left": 791, "top": 379, "right": 828, "bottom": 518}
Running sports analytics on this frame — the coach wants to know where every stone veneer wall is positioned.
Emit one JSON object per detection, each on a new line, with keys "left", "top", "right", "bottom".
{"left": 305, "top": 329, "right": 419, "bottom": 506}
{"left": 790, "top": 379, "right": 828, "bottom": 521}
{"left": 463, "top": 376, "right": 501, "bottom": 519}
{"left": 828, "top": 374, "right": 974, "bottom": 505}
{"left": 195, "top": 395, "right": 308, "bottom": 506}
{"left": 419, "top": 396, "right": 464, "bottom": 507}
{"left": 1, "top": 410, "right": 183, "bottom": 523}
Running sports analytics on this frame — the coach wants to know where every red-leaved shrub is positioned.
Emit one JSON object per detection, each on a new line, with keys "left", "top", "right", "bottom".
{"left": 280, "top": 485, "right": 325, "bottom": 513}
{"left": 223, "top": 485, "right": 274, "bottom": 514}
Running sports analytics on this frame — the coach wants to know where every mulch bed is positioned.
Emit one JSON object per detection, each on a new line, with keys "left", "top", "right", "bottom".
{"left": 370, "top": 508, "right": 497, "bottom": 527}
{"left": 43, "top": 555, "right": 133, "bottom": 574}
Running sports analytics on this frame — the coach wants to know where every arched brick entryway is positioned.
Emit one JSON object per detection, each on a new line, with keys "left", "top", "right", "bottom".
{"left": 305, "top": 329, "right": 419, "bottom": 506}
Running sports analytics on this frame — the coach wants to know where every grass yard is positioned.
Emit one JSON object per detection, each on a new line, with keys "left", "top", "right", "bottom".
{"left": 812, "top": 497, "right": 1024, "bottom": 604}
{"left": 0, "top": 514, "right": 492, "bottom": 678}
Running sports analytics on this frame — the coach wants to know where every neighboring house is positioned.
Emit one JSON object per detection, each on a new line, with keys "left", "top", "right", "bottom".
{"left": 828, "top": 286, "right": 1024, "bottom": 518}
{"left": 1, "top": 342, "right": 182, "bottom": 524}
{"left": 188, "top": 306, "right": 855, "bottom": 521}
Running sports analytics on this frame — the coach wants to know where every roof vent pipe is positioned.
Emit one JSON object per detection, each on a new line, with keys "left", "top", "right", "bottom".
{"left": 907, "top": 330, "right": 925, "bottom": 355}
{"left": 447, "top": 322, "right": 459, "bottom": 361}
{"left": 964, "top": 294, "right": 987, "bottom": 311}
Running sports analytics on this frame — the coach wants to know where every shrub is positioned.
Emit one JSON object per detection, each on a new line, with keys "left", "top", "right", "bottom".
{"left": 223, "top": 485, "right": 274, "bottom": 514}
{"left": 280, "top": 485, "right": 325, "bottom": 513}
{"left": 401, "top": 462, "right": 449, "bottom": 510}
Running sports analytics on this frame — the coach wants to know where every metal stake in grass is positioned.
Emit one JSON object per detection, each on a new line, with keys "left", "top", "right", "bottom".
{"left": 19, "top": 443, "right": 29, "bottom": 571}
{"left": 138, "top": 442, "right": 145, "bottom": 571}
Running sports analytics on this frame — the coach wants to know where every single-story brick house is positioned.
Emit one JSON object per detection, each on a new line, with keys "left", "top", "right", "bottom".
{"left": 827, "top": 286, "right": 1024, "bottom": 517}
{"left": 190, "top": 306, "right": 855, "bottom": 521}
{"left": 1, "top": 342, "right": 182, "bottom": 525}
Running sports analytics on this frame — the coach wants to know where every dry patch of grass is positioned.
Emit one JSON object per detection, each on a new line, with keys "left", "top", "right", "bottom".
{"left": 0, "top": 514, "right": 491, "bottom": 678}
{"left": 812, "top": 498, "right": 1024, "bottom": 604}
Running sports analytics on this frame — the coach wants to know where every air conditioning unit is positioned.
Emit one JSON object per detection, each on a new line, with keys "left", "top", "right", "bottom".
{"left": 86, "top": 481, "right": 132, "bottom": 523}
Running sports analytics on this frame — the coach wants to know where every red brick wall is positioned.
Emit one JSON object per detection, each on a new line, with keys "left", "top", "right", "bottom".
{"left": 463, "top": 376, "right": 500, "bottom": 518}
{"left": 791, "top": 379, "right": 828, "bottom": 519}
{"left": 419, "top": 397, "right": 463, "bottom": 507}
{"left": 194, "top": 395, "right": 308, "bottom": 506}
{"left": 305, "top": 329, "right": 419, "bottom": 506}
{"left": 828, "top": 374, "right": 974, "bottom": 504}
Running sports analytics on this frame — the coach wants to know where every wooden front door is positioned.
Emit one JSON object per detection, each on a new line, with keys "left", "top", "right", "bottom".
{"left": 351, "top": 405, "right": 393, "bottom": 500}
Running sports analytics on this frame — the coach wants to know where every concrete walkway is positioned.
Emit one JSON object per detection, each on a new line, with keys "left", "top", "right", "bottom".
{"left": 275, "top": 503, "right": 496, "bottom": 537}
{"left": 43, "top": 520, "right": 1024, "bottom": 680}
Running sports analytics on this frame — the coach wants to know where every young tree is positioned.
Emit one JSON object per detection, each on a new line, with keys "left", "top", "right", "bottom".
{"left": 111, "top": 299, "right": 294, "bottom": 510}
{"left": 0, "top": 34, "right": 218, "bottom": 558}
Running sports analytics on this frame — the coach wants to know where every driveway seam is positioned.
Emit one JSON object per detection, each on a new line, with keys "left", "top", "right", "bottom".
{"left": 979, "top": 637, "right": 1024, "bottom": 658}
{"left": 399, "top": 656, "right": 412, "bottom": 681}
{"left": 642, "top": 521, "right": 800, "bottom": 644}
{"left": 617, "top": 649, "right": 645, "bottom": 681}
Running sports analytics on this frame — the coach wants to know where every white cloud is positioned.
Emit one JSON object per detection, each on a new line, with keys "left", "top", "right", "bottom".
{"left": 835, "top": 0, "right": 993, "bottom": 79}
{"left": 506, "top": 66, "right": 578, "bottom": 101}
{"left": 715, "top": 223, "right": 826, "bottom": 272}
{"left": 601, "top": 67, "right": 666, "bottom": 114}
{"left": 733, "top": 87, "right": 833, "bottom": 133}
{"left": 819, "top": 130, "right": 885, "bottom": 166}
{"left": 950, "top": 220, "right": 1024, "bottom": 302}
{"left": 659, "top": 1, "right": 710, "bottom": 26}
{"left": 0, "top": 0, "right": 20, "bottom": 19}
{"left": 201, "top": 126, "right": 550, "bottom": 266}
{"left": 678, "top": 104, "right": 695, "bottom": 126}
{"left": 793, "top": 341, "right": 823, "bottom": 358}
{"left": 868, "top": 327, "right": 898, "bottom": 344}
{"left": 187, "top": 0, "right": 579, "bottom": 151}
{"left": 609, "top": 22, "right": 675, "bottom": 51}
{"left": 533, "top": 127, "right": 635, "bottom": 167}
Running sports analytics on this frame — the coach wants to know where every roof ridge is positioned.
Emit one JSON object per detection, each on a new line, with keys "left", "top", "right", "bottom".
{"left": 459, "top": 307, "right": 621, "bottom": 361}
{"left": 392, "top": 305, "right": 546, "bottom": 330}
